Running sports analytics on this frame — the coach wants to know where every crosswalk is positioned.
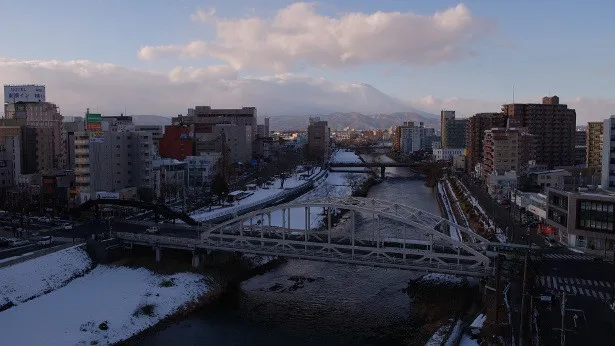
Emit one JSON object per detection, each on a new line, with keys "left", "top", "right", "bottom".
{"left": 543, "top": 253, "right": 595, "bottom": 261}
{"left": 537, "top": 275, "right": 614, "bottom": 301}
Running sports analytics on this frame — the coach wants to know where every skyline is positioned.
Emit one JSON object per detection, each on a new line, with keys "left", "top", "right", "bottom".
{"left": 0, "top": 0, "right": 613, "bottom": 121}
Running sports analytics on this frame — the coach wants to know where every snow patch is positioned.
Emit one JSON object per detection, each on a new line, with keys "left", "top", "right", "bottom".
{"left": 420, "top": 273, "right": 464, "bottom": 285}
{"left": 0, "top": 245, "right": 92, "bottom": 308}
{"left": 470, "top": 313, "right": 486, "bottom": 328}
{"left": 0, "top": 266, "right": 207, "bottom": 346}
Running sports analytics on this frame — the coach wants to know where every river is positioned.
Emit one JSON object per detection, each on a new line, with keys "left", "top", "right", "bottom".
{"left": 135, "top": 154, "right": 441, "bottom": 346}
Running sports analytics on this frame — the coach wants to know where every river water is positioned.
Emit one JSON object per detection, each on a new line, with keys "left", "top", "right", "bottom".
{"left": 136, "top": 154, "right": 441, "bottom": 346}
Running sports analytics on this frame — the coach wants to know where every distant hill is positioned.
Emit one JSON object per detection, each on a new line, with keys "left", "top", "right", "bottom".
{"left": 269, "top": 112, "right": 438, "bottom": 131}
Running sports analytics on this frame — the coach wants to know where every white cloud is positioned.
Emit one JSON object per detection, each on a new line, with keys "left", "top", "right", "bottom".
{"left": 0, "top": 58, "right": 410, "bottom": 117}
{"left": 138, "top": 2, "right": 495, "bottom": 72}
{"left": 411, "top": 95, "right": 615, "bottom": 123}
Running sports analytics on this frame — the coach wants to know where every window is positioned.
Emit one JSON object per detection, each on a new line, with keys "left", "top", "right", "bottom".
{"left": 578, "top": 200, "right": 615, "bottom": 233}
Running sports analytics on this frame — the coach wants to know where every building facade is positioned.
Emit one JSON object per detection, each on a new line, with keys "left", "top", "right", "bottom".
{"left": 177, "top": 106, "right": 257, "bottom": 140}
{"left": 586, "top": 121, "right": 603, "bottom": 168}
{"left": 602, "top": 116, "right": 615, "bottom": 190}
{"left": 466, "top": 112, "right": 507, "bottom": 173}
{"left": 482, "top": 127, "right": 536, "bottom": 178}
{"left": 502, "top": 96, "right": 576, "bottom": 168}
{"left": 135, "top": 125, "right": 164, "bottom": 156}
{"left": 307, "top": 118, "right": 330, "bottom": 160}
{"left": 74, "top": 131, "right": 154, "bottom": 196}
{"left": 159, "top": 125, "right": 194, "bottom": 160}
{"left": 545, "top": 187, "right": 615, "bottom": 251}
{"left": 440, "top": 110, "right": 467, "bottom": 148}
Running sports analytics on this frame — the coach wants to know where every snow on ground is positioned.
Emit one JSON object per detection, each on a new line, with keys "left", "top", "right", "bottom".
{"left": 425, "top": 320, "right": 452, "bottom": 345}
{"left": 0, "top": 251, "right": 34, "bottom": 264}
{"left": 419, "top": 273, "right": 464, "bottom": 285}
{"left": 0, "top": 266, "right": 207, "bottom": 346}
{"left": 470, "top": 313, "right": 486, "bottom": 328}
{"left": 438, "top": 182, "right": 462, "bottom": 242}
{"left": 444, "top": 320, "right": 463, "bottom": 346}
{"left": 0, "top": 245, "right": 91, "bottom": 308}
{"left": 459, "top": 334, "right": 480, "bottom": 346}
{"left": 191, "top": 168, "right": 324, "bottom": 222}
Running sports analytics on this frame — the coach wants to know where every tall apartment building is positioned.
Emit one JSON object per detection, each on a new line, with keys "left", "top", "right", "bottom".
{"left": 586, "top": 121, "right": 603, "bottom": 168}
{"left": 74, "top": 131, "right": 154, "bottom": 195}
{"left": 575, "top": 130, "right": 587, "bottom": 167}
{"left": 466, "top": 113, "right": 507, "bottom": 173}
{"left": 482, "top": 127, "right": 536, "bottom": 178}
{"left": 392, "top": 122, "right": 413, "bottom": 152}
{"left": 4, "top": 101, "right": 62, "bottom": 170}
{"left": 62, "top": 118, "right": 86, "bottom": 170}
{"left": 399, "top": 122, "right": 436, "bottom": 153}
{"left": 307, "top": 118, "right": 331, "bottom": 160}
{"left": 502, "top": 96, "right": 576, "bottom": 168}
{"left": 257, "top": 117, "right": 270, "bottom": 137}
{"left": 601, "top": 116, "right": 615, "bottom": 190}
{"left": 102, "top": 114, "right": 134, "bottom": 132}
{"left": 440, "top": 110, "right": 467, "bottom": 148}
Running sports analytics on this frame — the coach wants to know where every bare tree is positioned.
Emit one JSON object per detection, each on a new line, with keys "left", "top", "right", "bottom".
{"left": 343, "top": 173, "right": 363, "bottom": 194}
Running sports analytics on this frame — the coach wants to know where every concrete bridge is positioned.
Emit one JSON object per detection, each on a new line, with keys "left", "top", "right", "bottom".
{"left": 116, "top": 196, "right": 504, "bottom": 277}
{"left": 330, "top": 161, "right": 446, "bottom": 184}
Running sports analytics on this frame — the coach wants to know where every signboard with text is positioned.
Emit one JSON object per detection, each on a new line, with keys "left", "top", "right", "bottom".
{"left": 86, "top": 113, "right": 102, "bottom": 131}
{"left": 4, "top": 85, "right": 46, "bottom": 104}
{"left": 89, "top": 131, "right": 105, "bottom": 143}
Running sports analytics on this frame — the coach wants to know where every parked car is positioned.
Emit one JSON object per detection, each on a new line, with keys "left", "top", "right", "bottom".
{"left": 9, "top": 239, "right": 29, "bottom": 247}
{"left": 36, "top": 236, "right": 53, "bottom": 247}
{"left": 145, "top": 226, "right": 159, "bottom": 234}
{"left": 62, "top": 223, "right": 73, "bottom": 230}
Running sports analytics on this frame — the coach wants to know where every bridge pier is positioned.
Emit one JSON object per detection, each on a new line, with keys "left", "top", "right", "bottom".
{"left": 154, "top": 246, "right": 161, "bottom": 262}
{"left": 380, "top": 166, "right": 386, "bottom": 179}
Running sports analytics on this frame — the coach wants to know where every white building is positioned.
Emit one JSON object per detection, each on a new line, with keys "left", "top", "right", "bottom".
{"left": 186, "top": 154, "right": 220, "bottom": 190}
{"left": 399, "top": 122, "right": 436, "bottom": 154}
{"left": 135, "top": 125, "right": 164, "bottom": 156}
{"left": 486, "top": 170, "right": 517, "bottom": 199}
{"left": 601, "top": 115, "right": 615, "bottom": 190}
{"left": 432, "top": 148, "right": 465, "bottom": 161}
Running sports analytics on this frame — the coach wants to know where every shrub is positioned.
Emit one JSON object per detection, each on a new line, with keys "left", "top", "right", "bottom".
{"left": 132, "top": 303, "right": 156, "bottom": 317}
{"left": 159, "top": 278, "right": 176, "bottom": 287}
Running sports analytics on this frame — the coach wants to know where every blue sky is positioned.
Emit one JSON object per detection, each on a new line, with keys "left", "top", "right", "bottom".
{"left": 0, "top": 0, "right": 613, "bottom": 118}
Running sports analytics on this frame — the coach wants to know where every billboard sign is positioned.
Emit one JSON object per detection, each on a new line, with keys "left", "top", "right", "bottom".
{"left": 4, "top": 85, "right": 46, "bottom": 104}
{"left": 96, "top": 192, "right": 120, "bottom": 200}
{"left": 89, "top": 131, "right": 105, "bottom": 143}
{"left": 86, "top": 113, "right": 102, "bottom": 131}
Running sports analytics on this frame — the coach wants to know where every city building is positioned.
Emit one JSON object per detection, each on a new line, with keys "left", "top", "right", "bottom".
{"left": 176, "top": 106, "right": 257, "bottom": 139}
{"left": 256, "top": 117, "right": 270, "bottom": 137}
{"left": 486, "top": 170, "right": 518, "bottom": 198}
{"left": 466, "top": 112, "right": 507, "bottom": 173}
{"left": 399, "top": 122, "right": 436, "bottom": 154}
{"left": 502, "top": 96, "right": 576, "bottom": 168}
{"left": 575, "top": 130, "right": 587, "bottom": 166}
{"left": 153, "top": 159, "right": 187, "bottom": 199}
{"left": 101, "top": 114, "right": 134, "bottom": 132}
{"left": 482, "top": 127, "right": 536, "bottom": 178}
{"left": 586, "top": 121, "right": 603, "bottom": 168}
{"left": 135, "top": 125, "right": 164, "bottom": 156}
{"left": 186, "top": 154, "right": 220, "bottom": 191}
{"left": 392, "top": 122, "right": 413, "bottom": 152}
{"left": 159, "top": 125, "right": 194, "bottom": 160}
{"left": 602, "top": 115, "right": 615, "bottom": 190}
{"left": 545, "top": 187, "right": 615, "bottom": 251}
{"left": 432, "top": 148, "right": 465, "bottom": 161}
{"left": 73, "top": 131, "right": 154, "bottom": 198}
{"left": 62, "top": 118, "right": 85, "bottom": 170}
{"left": 307, "top": 117, "right": 330, "bottom": 160}
{"left": 527, "top": 169, "right": 571, "bottom": 190}
{"left": 4, "top": 100, "right": 62, "bottom": 170}
{"left": 440, "top": 110, "right": 467, "bottom": 149}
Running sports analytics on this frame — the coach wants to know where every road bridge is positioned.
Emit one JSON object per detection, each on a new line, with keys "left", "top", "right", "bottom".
{"left": 330, "top": 161, "right": 446, "bottom": 184}
{"left": 117, "top": 197, "right": 497, "bottom": 276}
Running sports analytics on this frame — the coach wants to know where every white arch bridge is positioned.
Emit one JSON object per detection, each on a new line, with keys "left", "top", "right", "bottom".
{"left": 117, "top": 197, "right": 501, "bottom": 277}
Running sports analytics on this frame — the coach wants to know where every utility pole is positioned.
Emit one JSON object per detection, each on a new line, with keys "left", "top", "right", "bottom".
{"left": 561, "top": 291, "right": 567, "bottom": 346}
{"left": 519, "top": 250, "right": 529, "bottom": 345}
{"left": 494, "top": 256, "right": 502, "bottom": 325}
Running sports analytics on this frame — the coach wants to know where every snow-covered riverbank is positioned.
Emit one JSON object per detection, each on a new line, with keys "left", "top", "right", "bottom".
{"left": 0, "top": 264, "right": 208, "bottom": 346}
{"left": 0, "top": 245, "right": 92, "bottom": 309}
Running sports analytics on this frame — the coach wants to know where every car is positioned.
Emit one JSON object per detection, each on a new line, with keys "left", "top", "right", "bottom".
{"left": 544, "top": 237, "right": 558, "bottom": 248}
{"left": 36, "top": 236, "right": 53, "bottom": 247}
{"left": 145, "top": 226, "right": 159, "bottom": 234}
{"left": 8, "top": 239, "right": 29, "bottom": 247}
{"left": 62, "top": 223, "right": 73, "bottom": 230}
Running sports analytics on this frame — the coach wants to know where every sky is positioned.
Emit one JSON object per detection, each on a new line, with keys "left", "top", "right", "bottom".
{"left": 0, "top": 0, "right": 613, "bottom": 122}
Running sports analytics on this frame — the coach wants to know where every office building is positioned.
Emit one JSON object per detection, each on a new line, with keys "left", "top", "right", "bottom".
{"left": 502, "top": 96, "right": 576, "bottom": 168}
{"left": 135, "top": 125, "right": 164, "bottom": 155}
{"left": 466, "top": 112, "right": 507, "bottom": 173}
{"left": 399, "top": 122, "right": 436, "bottom": 154}
{"left": 62, "top": 118, "right": 86, "bottom": 170}
{"left": 159, "top": 125, "right": 194, "bottom": 160}
{"left": 392, "top": 122, "right": 413, "bottom": 152}
{"left": 602, "top": 116, "right": 615, "bottom": 190}
{"left": 177, "top": 106, "right": 257, "bottom": 139}
{"left": 440, "top": 110, "right": 467, "bottom": 148}
{"left": 586, "top": 121, "right": 603, "bottom": 168}
{"left": 307, "top": 117, "right": 331, "bottom": 160}
{"left": 545, "top": 187, "right": 615, "bottom": 250}
{"left": 101, "top": 114, "right": 134, "bottom": 132}
{"left": 73, "top": 131, "right": 154, "bottom": 196}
